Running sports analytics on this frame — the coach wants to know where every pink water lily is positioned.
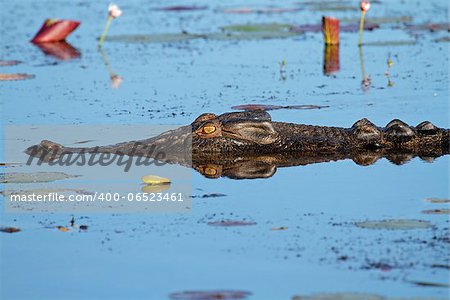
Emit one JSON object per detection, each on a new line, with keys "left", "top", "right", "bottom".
{"left": 108, "top": 3, "right": 123, "bottom": 19}
{"left": 360, "top": 1, "right": 371, "bottom": 12}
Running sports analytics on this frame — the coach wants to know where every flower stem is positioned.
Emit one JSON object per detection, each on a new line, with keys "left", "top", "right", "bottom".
{"left": 98, "top": 16, "right": 113, "bottom": 48}
{"left": 358, "top": 11, "right": 366, "bottom": 47}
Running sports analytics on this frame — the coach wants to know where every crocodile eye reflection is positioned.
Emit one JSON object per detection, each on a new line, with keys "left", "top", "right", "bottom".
{"left": 202, "top": 125, "right": 216, "bottom": 134}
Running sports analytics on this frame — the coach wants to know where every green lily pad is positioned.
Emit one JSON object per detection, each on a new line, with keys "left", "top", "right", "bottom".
{"left": 221, "top": 23, "right": 291, "bottom": 32}
{"left": 422, "top": 209, "right": 450, "bottom": 215}
{"left": 426, "top": 197, "right": 450, "bottom": 203}
{"left": 341, "top": 16, "right": 413, "bottom": 25}
{"left": 107, "top": 27, "right": 300, "bottom": 44}
{"left": 1, "top": 172, "right": 79, "bottom": 183}
{"left": 107, "top": 33, "right": 204, "bottom": 43}
{"left": 292, "top": 293, "right": 384, "bottom": 300}
{"left": 363, "top": 40, "right": 417, "bottom": 46}
{"left": 355, "top": 219, "right": 431, "bottom": 230}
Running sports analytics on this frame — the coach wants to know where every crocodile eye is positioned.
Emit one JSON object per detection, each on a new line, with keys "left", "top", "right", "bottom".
{"left": 204, "top": 167, "right": 217, "bottom": 176}
{"left": 202, "top": 125, "right": 216, "bottom": 134}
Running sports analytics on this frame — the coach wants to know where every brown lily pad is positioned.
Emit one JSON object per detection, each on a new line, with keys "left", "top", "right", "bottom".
{"left": 426, "top": 198, "right": 450, "bottom": 203}
{"left": 169, "top": 290, "right": 252, "bottom": 300}
{"left": 0, "top": 227, "right": 21, "bottom": 233}
{"left": 222, "top": 7, "right": 301, "bottom": 14}
{"left": 421, "top": 209, "right": 450, "bottom": 215}
{"left": 0, "top": 60, "right": 22, "bottom": 67}
{"left": 207, "top": 220, "right": 257, "bottom": 227}
{"left": 408, "top": 280, "right": 450, "bottom": 288}
{"left": 0, "top": 73, "right": 35, "bottom": 81}
{"left": 232, "top": 104, "right": 329, "bottom": 111}
{"left": 156, "top": 5, "right": 207, "bottom": 11}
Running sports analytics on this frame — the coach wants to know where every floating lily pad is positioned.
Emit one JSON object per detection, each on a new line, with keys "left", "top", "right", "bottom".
{"left": 408, "top": 280, "right": 450, "bottom": 288}
{"left": 232, "top": 104, "right": 329, "bottom": 111}
{"left": 434, "top": 36, "right": 450, "bottom": 43}
{"left": 207, "top": 220, "right": 257, "bottom": 227}
{"left": 107, "top": 28, "right": 301, "bottom": 44}
{"left": 222, "top": 23, "right": 291, "bottom": 33}
{"left": 169, "top": 290, "right": 252, "bottom": 300}
{"left": 426, "top": 198, "right": 450, "bottom": 203}
{"left": 155, "top": 5, "right": 207, "bottom": 11}
{"left": 0, "top": 60, "right": 22, "bottom": 67}
{"left": 422, "top": 209, "right": 450, "bottom": 215}
{"left": 363, "top": 40, "right": 417, "bottom": 46}
{"left": 355, "top": 219, "right": 431, "bottom": 230}
{"left": 340, "top": 16, "right": 413, "bottom": 25}
{"left": 272, "top": 226, "right": 288, "bottom": 231}
{"left": 0, "top": 73, "right": 35, "bottom": 81}
{"left": 0, "top": 227, "right": 21, "bottom": 233}
{"left": 292, "top": 293, "right": 384, "bottom": 300}
{"left": 1, "top": 172, "right": 79, "bottom": 183}
{"left": 222, "top": 7, "right": 300, "bottom": 14}
{"left": 107, "top": 33, "right": 203, "bottom": 43}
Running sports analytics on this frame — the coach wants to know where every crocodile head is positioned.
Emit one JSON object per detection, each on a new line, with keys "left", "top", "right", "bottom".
{"left": 191, "top": 111, "right": 279, "bottom": 153}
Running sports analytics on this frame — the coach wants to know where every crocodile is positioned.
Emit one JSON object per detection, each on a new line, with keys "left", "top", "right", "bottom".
{"left": 26, "top": 111, "right": 449, "bottom": 179}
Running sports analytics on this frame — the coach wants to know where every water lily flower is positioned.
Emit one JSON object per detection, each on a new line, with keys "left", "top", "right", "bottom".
{"left": 98, "top": 3, "right": 123, "bottom": 48}
{"left": 108, "top": 3, "right": 123, "bottom": 18}
{"left": 360, "top": 1, "right": 371, "bottom": 12}
{"left": 358, "top": 1, "right": 371, "bottom": 46}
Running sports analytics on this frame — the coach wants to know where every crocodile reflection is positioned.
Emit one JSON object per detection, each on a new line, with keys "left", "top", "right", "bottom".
{"left": 26, "top": 111, "right": 449, "bottom": 179}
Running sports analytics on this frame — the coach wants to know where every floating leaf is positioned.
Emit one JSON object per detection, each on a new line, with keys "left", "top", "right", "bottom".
{"left": 363, "top": 40, "right": 417, "bottom": 46}
{"left": 0, "top": 227, "right": 21, "bottom": 233}
{"left": 0, "top": 60, "right": 22, "bottom": 67}
{"left": 156, "top": 5, "right": 207, "bottom": 11}
{"left": 0, "top": 73, "right": 35, "bottom": 81}
{"left": 142, "top": 175, "right": 171, "bottom": 185}
{"left": 291, "top": 22, "right": 379, "bottom": 33}
{"left": 56, "top": 226, "right": 70, "bottom": 232}
{"left": 221, "top": 23, "right": 291, "bottom": 33}
{"left": 31, "top": 19, "right": 80, "bottom": 43}
{"left": 222, "top": 7, "right": 300, "bottom": 14}
{"left": 422, "top": 209, "right": 450, "bottom": 215}
{"left": 272, "top": 226, "right": 288, "bottom": 231}
{"left": 426, "top": 198, "right": 450, "bottom": 203}
{"left": 292, "top": 293, "right": 385, "bottom": 300}
{"left": 405, "top": 23, "right": 450, "bottom": 32}
{"left": 1, "top": 172, "right": 79, "bottom": 183}
{"left": 408, "top": 280, "right": 450, "bottom": 288}
{"left": 231, "top": 104, "right": 329, "bottom": 111}
{"left": 207, "top": 220, "right": 257, "bottom": 227}
{"left": 434, "top": 36, "right": 450, "bottom": 43}
{"left": 340, "top": 16, "right": 413, "bottom": 25}
{"left": 356, "top": 219, "right": 431, "bottom": 230}
{"left": 169, "top": 290, "right": 252, "bottom": 300}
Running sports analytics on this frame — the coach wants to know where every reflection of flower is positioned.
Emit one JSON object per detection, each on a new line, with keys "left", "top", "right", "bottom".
{"left": 361, "top": 76, "right": 371, "bottom": 91}
{"left": 108, "top": 4, "right": 123, "bottom": 19}
{"left": 360, "top": 1, "right": 371, "bottom": 12}
{"left": 110, "top": 74, "right": 123, "bottom": 88}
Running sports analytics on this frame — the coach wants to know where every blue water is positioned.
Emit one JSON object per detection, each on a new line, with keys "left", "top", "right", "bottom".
{"left": 1, "top": 0, "right": 449, "bottom": 299}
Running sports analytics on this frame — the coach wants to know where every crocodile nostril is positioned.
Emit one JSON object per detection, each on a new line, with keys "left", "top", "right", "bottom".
{"left": 385, "top": 123, "right": 415, "bottom": 140}
{"left": 386, "top": 119, "right": 410, "bottom": 128}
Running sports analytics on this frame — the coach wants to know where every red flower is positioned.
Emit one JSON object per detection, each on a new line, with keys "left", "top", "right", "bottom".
{"left": 31, "top": 19, "right": 80, "bottom": 43}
